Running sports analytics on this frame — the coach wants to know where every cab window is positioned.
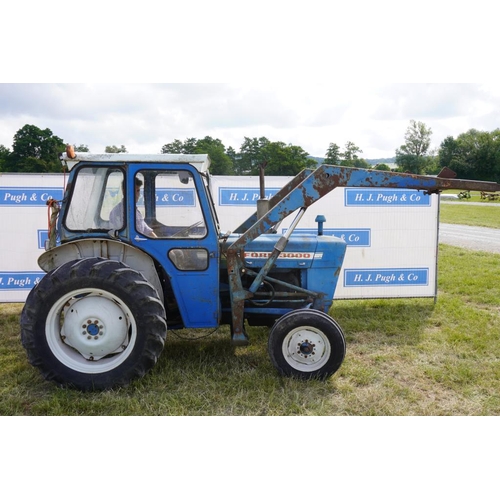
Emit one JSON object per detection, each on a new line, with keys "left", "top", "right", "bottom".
{"left": 65, "top": 167, "right": 123, "bottom": 231}
{"left": 139, "top": 170, "right": 207, "bottom": 239}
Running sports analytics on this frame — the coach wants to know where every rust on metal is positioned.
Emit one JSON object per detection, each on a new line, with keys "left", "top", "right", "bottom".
{"left": 225, "top": 164, "right": 500, "bottom": 342}
{"left": 437, "top": 167, "right": 457, "bottom": 179}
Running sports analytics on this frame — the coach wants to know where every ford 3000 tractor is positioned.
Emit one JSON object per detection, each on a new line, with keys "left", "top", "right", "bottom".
{"left": 20, "top": 151, "right": 500, "bottom": 390}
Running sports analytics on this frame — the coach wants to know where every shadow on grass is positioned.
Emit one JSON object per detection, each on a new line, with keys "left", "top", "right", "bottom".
{"left": 330, "top": 298, "right": 436, "bottom": 347}
{"left": 147, "top": 299, "right": 437, "bottom": 385}
{"left": 156, "top": 325, "right": 272, "bottom": 380}
{"left": 148, "top": 299, "right": 436, "bottom": 390}
{"left": 1, "top": 301, "right": 437, "bottom": 415}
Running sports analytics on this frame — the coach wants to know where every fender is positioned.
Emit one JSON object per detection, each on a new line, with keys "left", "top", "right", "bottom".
{"left": 38, "top": 238, "right": 164, "bottom": 302}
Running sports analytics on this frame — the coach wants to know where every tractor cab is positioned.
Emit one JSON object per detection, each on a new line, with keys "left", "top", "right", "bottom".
{"left": 51, "top": 154, "right": 222, "bottom": 329}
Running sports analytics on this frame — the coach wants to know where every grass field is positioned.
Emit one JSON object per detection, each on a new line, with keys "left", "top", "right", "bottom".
{"left": 1, "top": 199, "right": 498, "bottom": 416}
{"left": 1, "top": 241, "right": 499, "bottom": 416}
{"left": 440, "top": 202, "right": 500, "bottom": 229}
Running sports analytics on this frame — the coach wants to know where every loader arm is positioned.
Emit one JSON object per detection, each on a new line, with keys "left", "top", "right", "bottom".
{"left": 226, "top": 165, "right": 500, "bottom": 344}
{"left": 230, "top": 165, "right": 500, "bottom": 251}
{"left": 233, "top": 168, "right": 314, "bottom": 234}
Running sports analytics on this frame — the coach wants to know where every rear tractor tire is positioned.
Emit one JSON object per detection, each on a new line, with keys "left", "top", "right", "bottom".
{"left": 20, "top": 258, "right": 167, "bottom": 391}
{"left": 268, "top": 309, "right": 345, "bottom": 380}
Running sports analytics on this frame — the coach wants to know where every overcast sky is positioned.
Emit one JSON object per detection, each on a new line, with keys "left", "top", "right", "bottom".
{"left": 1, "top": 83, "right": 498, "bottom": 160}
{"left": 2, "top": 2, "right": 498, "bottom": 161}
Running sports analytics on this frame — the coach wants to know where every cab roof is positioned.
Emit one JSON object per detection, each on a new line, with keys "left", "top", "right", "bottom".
{"left": 61, "top": 153, "right": 211, "bottom": 173}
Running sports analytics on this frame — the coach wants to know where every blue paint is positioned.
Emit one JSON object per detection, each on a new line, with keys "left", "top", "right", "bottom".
{"left": 219, "top": 188, "right": 280, "bottom": 206}
{"left": 345, "top": 189, "right": 432, "bottom": 206}
{"left": 344, "top": 268, "right": 429, "bottom": 287}
{"left": 292, "top": 228, "right": 371, "bottom": 247}
{"left": 155, "top": 188, "right": 196, "bottom": 206}
{"left": 37, "top": 230, "right": 60, "bottom": 249}
{"left": 0, "top": 272, "right": 45, "bottom": 289}
{"left": 0, "top": 188, "right": 64, "bottom": 206}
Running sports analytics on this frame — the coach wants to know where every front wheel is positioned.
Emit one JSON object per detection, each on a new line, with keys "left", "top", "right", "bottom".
{"left": 20, "top": 258, "right": 167, "bottom": 391}
{"left": 268, "top": 309, "right": 346, "bottom": 380}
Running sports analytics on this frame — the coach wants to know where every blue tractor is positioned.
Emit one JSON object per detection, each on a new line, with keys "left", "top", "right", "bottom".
{"left": 20, "top": 150, "right": 500, "bottom": 390}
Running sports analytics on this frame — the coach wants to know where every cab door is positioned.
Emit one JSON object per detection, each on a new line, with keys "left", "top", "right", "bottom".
{"left": 128, "top": 165, "right": 220, "bottom": 329}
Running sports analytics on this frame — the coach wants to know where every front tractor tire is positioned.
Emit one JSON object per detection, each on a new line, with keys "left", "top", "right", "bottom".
{"left": 268, "top": 309, "right": 346, "bottom": 380}
{"left": 20, "top": 258, "right": 167, "bottom": 391}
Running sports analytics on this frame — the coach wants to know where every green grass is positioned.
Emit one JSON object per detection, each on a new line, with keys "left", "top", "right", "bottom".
{"left": 440, "top": 203, "right": 500, "bottom": 229}
{"left": 1, "top": 244, "right": 499, "bottom": 416}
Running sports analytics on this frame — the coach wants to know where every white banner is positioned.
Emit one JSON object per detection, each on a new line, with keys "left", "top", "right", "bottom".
{"left": 0, "top": 174, "right": 64, "bottom": 302}
{"left": 212, "top": 176, "right": 439, "bottom": 300}
{"left": 0, "top": 173, "right": 439, "bottom": 302}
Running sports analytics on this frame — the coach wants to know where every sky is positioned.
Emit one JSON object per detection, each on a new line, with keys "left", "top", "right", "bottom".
{"left": 1, "top": 83, "right": 499, "bottom": 160}
{"left": 2, "top": 2, "right": 499, "bottom": 162}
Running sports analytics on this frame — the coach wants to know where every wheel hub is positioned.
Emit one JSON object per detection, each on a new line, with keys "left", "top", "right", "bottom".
{"left": 62, "top": 295, "right": 129, "bottom": 360}
{"left": 298, "top": 340, "right": 316, "bottom": 357}
{"left": 85, "top": 321, "right": 101, "bottom": 336}
{"left": 283, "top": 326, "right": 330, "bottom": 371}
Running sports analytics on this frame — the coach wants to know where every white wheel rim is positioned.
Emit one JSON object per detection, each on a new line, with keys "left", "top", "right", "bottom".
{"left": 46, "top": 288, "right": 137, "bottom": 374}
{"left": 282, "top": 326, "right": 331, "bottom": 372}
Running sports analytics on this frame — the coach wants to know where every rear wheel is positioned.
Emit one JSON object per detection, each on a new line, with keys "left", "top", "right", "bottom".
{"left": 21, "top": 258, "right": 167, "bottom": 391}
{"left": 268, "top": 309, "right": 345, "bottom": 380}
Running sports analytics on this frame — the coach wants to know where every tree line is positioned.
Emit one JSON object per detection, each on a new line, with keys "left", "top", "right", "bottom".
{"left": 1, "top": 122, "right": 499, "bottom": 182}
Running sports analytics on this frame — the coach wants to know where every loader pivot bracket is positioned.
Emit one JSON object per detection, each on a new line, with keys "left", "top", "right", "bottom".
{"left": 437, "top": 167, "right": 457, "bottom": 179}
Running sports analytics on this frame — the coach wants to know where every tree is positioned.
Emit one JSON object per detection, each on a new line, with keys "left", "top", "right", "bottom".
{"left": 352, "top": 158, "right": 371, "bottom": 169}
{"left": 438, "top": 136, "right": 460, "bottom": 170}
{"left": 324, "top": 143, "right": 341, "bottom": 164}
{"left": 395, "top": 120, "right": 433, "bottom": 174}
{"left": 161, "top": 139, "right": 184, "bottom": 154}
{"left": 161, "top": 138, "right": 197, "bottom": 154}
{"left": 74, "top": 144, "right": 90, "bottom": 152}
{"left": 0, "top": 145, "right": 10, "bottom": 171}
{"left": 105, "top": 145, "right": 127, "bottom": 153}
{"left": 324, "top": 141, "right": 369, "bottom": 168}
{"left": 4, "top": 124, "right": 65, "bottom": 172}
{"left": 226, "top": 146, "right": 239, "bottom": 173}
{"left": 341, "top": 141, "right": 363, "bottom": 166}
{"left": 161, "top": 137, "right": 234, "bottom": 175}
{"left": 374, "top": 163, "right": 391, "bottom": 171}
{"left": 438, "top": 129, "right": 500, "bottom": 181}
{"left": 194, "top": 136, "right": 234, "bottom": 175}
{"left": 239, "top": 138, "right": 317, "bottom": 176}
{"left": 237, "top": 137, "right": 270, "bottom": 174}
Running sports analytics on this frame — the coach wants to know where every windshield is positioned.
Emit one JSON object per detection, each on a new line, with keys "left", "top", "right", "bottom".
{"left": 64, "top": 167, "right": 124, "bottom": 232}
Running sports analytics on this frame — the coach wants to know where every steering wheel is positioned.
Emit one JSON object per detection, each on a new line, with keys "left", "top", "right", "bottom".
{"left": 170, "top": 220, "right": 204, "bottom": 238}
